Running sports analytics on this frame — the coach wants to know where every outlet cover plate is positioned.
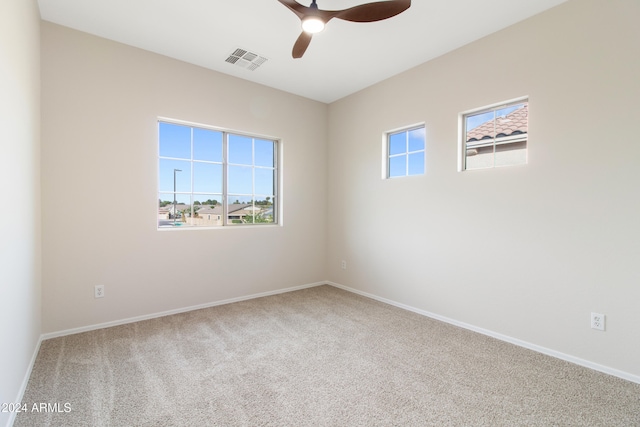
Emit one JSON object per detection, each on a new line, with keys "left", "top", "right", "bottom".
{"left": 95, "top": 285, "right": 105, "bottom": 298}
{"left": 591, "top": 312, "right": 605, "bottom": 331}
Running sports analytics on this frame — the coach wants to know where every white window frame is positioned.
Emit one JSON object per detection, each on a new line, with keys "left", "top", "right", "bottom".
{"left": 383, "top": 123, "right": 426, "bottom": 179}
{"left": 157, "top": 118, "right": 280, "bottom": 230}
{"left": 458, "top": 97, "right": 528, "bottom": 172}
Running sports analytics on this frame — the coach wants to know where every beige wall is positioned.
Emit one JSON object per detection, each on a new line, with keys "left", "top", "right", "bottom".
{"left": 327, "top": 0, "right": 640, "bottom": 377}
{"left": 0, "top": 0, "right": 41, "bottom": 425}
{"left": 41, "top": 23, "right": 328, "bottom": 333}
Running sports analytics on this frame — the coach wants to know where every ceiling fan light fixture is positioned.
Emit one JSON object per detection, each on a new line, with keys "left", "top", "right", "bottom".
{"left": 302, "top": 16, "right": 325, "bottom": 33}
{"left": 277, "top": 0, "right": 411, "bottom": 58}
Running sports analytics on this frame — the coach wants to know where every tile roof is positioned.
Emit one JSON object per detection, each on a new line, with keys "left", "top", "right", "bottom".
{"left": 195, "top": 204, "right": 250, "bottom": 214}
{"left": 195, "top": 204, "right": 223, "bottom": 215}
{"left": 466, "top": 103, "right": 528, "bottom": 142}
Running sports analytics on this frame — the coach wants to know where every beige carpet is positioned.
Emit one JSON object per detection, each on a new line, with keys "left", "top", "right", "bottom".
{"left": 15, "top": 285, "right": 640, "bottom": 426}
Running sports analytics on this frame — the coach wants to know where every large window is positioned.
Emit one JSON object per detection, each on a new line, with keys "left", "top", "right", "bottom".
{"left": 386, "top": 125, "right": 426, "bottom": 178}
{"left": 158, "top": 120, "right": 278, "bottom": 229}
{"left": 462, "top": 99, "right": 528, "bottom": 170}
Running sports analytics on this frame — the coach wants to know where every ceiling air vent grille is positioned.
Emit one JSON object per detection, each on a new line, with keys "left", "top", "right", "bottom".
{"left": 225, "top": 48, "right": 268, "bottom": 71}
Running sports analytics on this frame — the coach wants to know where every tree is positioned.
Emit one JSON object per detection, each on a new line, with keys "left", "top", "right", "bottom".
{"left": 243, "top": 213, "right": 273, "bottom": 224}
{"left": 255, "top": 197, "right": 272, "bottom": 206}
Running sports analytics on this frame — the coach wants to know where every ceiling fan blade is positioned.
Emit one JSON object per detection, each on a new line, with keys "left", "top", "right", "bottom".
{"left": 278, "top": 0, "right": 410, "bottom": 58}
{"left": 292, "top": 31, "right": 313, "bottom": 58}
{"left": 333, "top": 0, "right": 411, "bottom": 23}
{"left": 276, "top": 0, "right": 309, "bottom": 19}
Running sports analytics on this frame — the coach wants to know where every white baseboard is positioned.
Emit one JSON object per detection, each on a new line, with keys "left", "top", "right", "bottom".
{"left": 327, "top": 281, "right": 640, "bottom": 385}
{"left": 7, "top": 335, "right": 43, "bottom": 427}
{"left": 42, "top": 281, "right": 326, "bottom": 341}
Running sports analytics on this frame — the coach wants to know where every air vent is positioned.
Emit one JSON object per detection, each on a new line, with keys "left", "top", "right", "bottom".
{"left": 225, "top": 48, "right": 268, "bottom": 71}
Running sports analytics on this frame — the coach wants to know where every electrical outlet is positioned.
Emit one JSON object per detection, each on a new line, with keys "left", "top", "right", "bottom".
{"left": 341, "top": 260, "right": 347, "bottom": 270}
{"left": 591, "top": 312, "right": 605, "bottom": 331}
{"left": 95, "top": 285, "right": 105, "bottom": 298}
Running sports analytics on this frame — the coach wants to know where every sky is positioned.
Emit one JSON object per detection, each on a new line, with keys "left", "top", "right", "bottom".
{"left": 388, "top": 126, "right": 425, "bottom": 178}
{"left": 158, "top": 122, "right": 275, "bottom": 206}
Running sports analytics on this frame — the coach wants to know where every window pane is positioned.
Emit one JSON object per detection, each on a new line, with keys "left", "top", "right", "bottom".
{"left": 389, "top": 132, "right": 406, "bottom": 155}
{"left": 464, "top": 100, "right": 528, "bottom": 170}
{"left": 158, "top": 193, "right": 191, "bottom": 228}
{"left": 229, "top": 134, "right": 253, "bottom": 165}
{"left": 193, "top": 195, "right": 222, "bottom": 206}
{"left": 227, "top": 196, "right": 253, "bottom": 225}
{"left": 495, "top": 104, "right": 524, "bottom": 123}
{"left": 225, "top": 197, "right": 275, "bottom": 225}
{"left": 228, "top": 195, "right": 253, "bottom": 205}
{"left": 191, "top": 195, "right": 223, "bottom": 227}
{"left": 158, "top": 194, "right": 173, "bottom": 211}
{"left": 193, "top": 128, "right": 222, "bottom": 162}
{"left": 252, "top": 199, "right": 275, "bottom": 224}
{"left": 495, "top": 141, "right": 527, "bottom": 167}
{"left": 408, "top": 128, "right": 425, "bottom": 152}
{"left": 159, "top": 159, "right": 191, "bottom": 192}
{"left": 387, "top": 125, "right": 425, "bottom": 178}
{"left": 158, "top": 193, "right": 190, "bottom": 205}
{"left": 159, "top": 122, "right": 191, "bottom": 159}
{"left": 466, "top": 146, "right": 494, "bottom": 170}
{"left": 193, "top": 162, "right": 222, "bottom": 194}
{"left": 408, "top": 152, "right": 425, "bottom": 175}
{"left": 389, "top": 155, "right": 406, "bottom": 178}
{"left": 465, "top": 110, "right": 495, "bottom": 137}
{"left": 255, "top": 139, "right": 274, "bottom": 167}
{"left": 255, "top": 196, "right": 274, "bottom": 207}
{"left": 228, "top": 165, "right": 252, "bottom": 194}
{"left": 259, "top": 198, "right": 275, "bottom": 223}
{"left": 255, "top": 168, "right": 274, "bottom": 195}
{"left": 158, "top": 193, "right": 191, "bottom": 209}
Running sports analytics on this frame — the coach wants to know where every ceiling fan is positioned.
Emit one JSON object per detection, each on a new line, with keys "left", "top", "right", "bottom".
{"left": 277, "top": 0, "right": 411, "bottom": 58}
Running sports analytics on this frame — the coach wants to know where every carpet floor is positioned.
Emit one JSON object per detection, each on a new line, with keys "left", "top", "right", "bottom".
{"left": 15, "top": 285, "right": 640, "bottom": 426}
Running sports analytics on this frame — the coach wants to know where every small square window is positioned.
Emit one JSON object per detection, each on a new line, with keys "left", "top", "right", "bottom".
{"left": 462, "top": 99, "right": 528, "bottom": 170}
{"left": 386, "top": 125, "right": 425, "bottom": 178}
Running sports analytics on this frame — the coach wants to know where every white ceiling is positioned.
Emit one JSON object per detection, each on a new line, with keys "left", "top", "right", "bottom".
{"left": 38, "top": 0, "right": 568, "bottom": 104}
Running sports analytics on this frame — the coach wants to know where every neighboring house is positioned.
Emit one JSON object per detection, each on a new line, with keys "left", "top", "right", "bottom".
{"left": 465, "top": 103, "right": 528, "bottom": 169}
{"left": 227, "top": 204, "right": 254, "bottom": 223}
{"left": 192, "top": 204, "right": 224, "bottom": 226}
{"left": 175, "top": 203, "right": 260, "bottom": 226}
{"left": 157, "top": 207, "right": 170, "bottom": 220}
{"left": 158, "top": 203, "right": 189, "bottom": 220}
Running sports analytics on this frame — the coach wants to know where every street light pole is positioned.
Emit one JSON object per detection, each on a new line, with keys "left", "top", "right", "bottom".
{"left": 173, "top": 169, "right": 182, "bottom": 226}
